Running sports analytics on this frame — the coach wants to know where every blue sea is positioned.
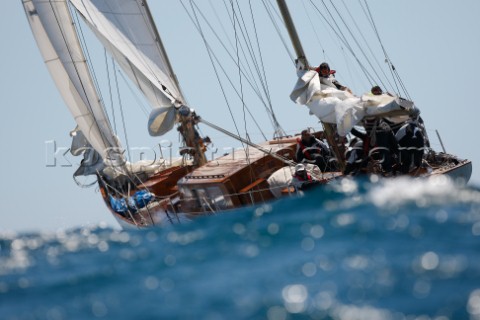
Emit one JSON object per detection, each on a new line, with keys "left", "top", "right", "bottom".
{"left": 1, "top": 176, "right": 480, "bottom": 320}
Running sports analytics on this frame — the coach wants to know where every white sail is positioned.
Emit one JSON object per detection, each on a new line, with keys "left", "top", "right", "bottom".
{"left": 23, "top": 0, "right": 124, "bottom": 165}
{"left": 69, "top": 0, "right": 184, "bottom": 136}
{"left": 290, "top": 69, "right": 414, "bottom": 136}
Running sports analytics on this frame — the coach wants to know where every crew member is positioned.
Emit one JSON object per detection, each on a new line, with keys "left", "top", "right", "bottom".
{"left": 291, "top": 164, "right": 318, "bottom": 191}
{"left": 296, "top": 129, "right": 335, "bottom": 172}
{"left": 313, "top": 62, "right": 351, "bottom": 93}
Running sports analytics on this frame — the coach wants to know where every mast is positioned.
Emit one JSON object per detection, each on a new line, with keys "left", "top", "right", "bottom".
{"left": 276, "top": 0, "right": 309, "bottom": 68}
{"left": 143, "top": 1, "right": 206, "bottom": 167}
{"left": 178, "top": 108, "right": 208, "bottom": 167}
{"left": 276, "top": 0, "right": 345, "bottom": 171}
{"left": 143, "top": 0, "right": 207, "bottom": 166}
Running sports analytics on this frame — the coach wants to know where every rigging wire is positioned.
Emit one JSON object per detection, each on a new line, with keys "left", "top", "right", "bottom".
{"left": 300, "top": 0, "right": 357, "bottom": 86}
{"left": 300, "top": 0, "right": 329, "bottom": 62}
{"left": 357, "top": 0, "right": 400, "bottom": 95}
{"left": 261, "top": 0, "right": 295, "bottom": 63}
{"left": 104, "top": 51, "right": 118, "bottom": 135}
{"left": 231, "top": 0, "right": 285, "bottom": 137}
{"left": 339, "top": 0, "right": 396, "bottom": 92}
{"left": 227, "top": 0, "right": 285, "bottom": 137}
{"left": 71, "top": 7, "right": 107, "bottom": 112}
{"left": 190, "top": 0, "right": 277, "bottom": 137}
{"left": 320, "top": 0, "right": 376, "bottom": 86}
{"left": 339, "top": 46, "right": 360, "bottom": 92}
{"left": 105, "top": 67, "right": 153, "bottom": 191}
{"left": 116, "top": 70, "right": 150, "bottom": 117}
{"left": 327, "top": 0, "right": 387, "bottom": 89}
{"left": 184, "top": 0, "right": 247, "bottom": 154}
{"left": 362, "top": 0, "right": 411, "bottom": 100}
{"left": 200, "top": 118, "right": 296, "bottom": 167}
{"left": 231, "top": 0, "right": 257, "bottom": 184}
{"left": 307, "top": 0, "right": 377, "bottom": 85}
{"left": 112, "top": 63, "right": 131, "bottom": 162}
{"left": 179, "top": 0, "right": 267, "bottom": 140}
{"left": 247, "top": 0, "right": 285, "bottom": 137}
{"left": 231, "top": 0, "right": 250, "bottom": 143}
{"left": 223, "top": 0, "right": 263, "bottom": 97}
{"left": 208, "top": 0, "right": 236, "bottom": 53}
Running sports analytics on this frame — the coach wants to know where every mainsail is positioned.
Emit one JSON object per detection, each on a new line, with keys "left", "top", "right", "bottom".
{"left": 290, "top": 68, "right": 414, "bottom": 136}
{"left": 68, "top": 0, "right": 185, "bottom": 136}
{"left": 23, "top": 0, "right": 124, "bottom": 165}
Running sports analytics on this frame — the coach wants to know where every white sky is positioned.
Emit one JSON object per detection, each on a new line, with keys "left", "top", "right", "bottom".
{"left": 1, "top": 0, "right": 479, "bottom": 232}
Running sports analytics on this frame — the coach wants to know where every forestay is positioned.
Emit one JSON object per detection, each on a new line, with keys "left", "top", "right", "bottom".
{"left": 23, "top": 0, "right": 124, "bottom": 165}
{"left": 290, "top": 69, "right": 414, "bottom": 136}
{"left": 69, "top": 0, "right": 185, "bottom": 136}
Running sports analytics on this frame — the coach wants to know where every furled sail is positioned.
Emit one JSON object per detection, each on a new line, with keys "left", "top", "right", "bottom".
{"left": 23, "top": 0, "right": 124, "bottom": 165}
{"left": 290, "top": 69, "right": 414, "bottom": 136}
{"left": 69, "top": 0, "right": 185, "bottom": 136}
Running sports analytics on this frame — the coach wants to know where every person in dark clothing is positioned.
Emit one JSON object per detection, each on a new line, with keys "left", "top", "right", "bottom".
{"left": 291, "top": 164, "right": 319, "bottom": 191}
{"left": 344, "top": 137, "right": 365, "bottom": 175}
{"left": 370, "top": 85, "right": 430, "bottom": 149}
{"left": 296, "top": 129, "right": 335, "bottom": 172}
{"left": 413, "top": 115, "right": 430, "bottom": 148}
{"left": 370, "top": 85, "right": 413, "bottom": 135}
{"left": 395, "top": 121, "right": 425, "bottom": 173}
{"left": 370, "top": 85, "right": 407, "bottom": 135}
{"left": 350, "top": 118, "right": 399, "bottom": 174}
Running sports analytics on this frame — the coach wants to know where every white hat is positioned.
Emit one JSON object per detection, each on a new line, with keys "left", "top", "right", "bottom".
{"left": 295, "top": 164, "right": 306, "bottom": 172}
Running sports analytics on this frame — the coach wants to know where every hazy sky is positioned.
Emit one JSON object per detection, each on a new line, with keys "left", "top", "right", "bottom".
{"left": 1, "top": 0, "right": 479, "bottom": 232}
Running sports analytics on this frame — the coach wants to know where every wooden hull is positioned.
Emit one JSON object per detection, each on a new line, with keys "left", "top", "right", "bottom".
{"left": 106, "top": 159, "right": 472, "bottom": 229}
{"left": 99, "top": 165, "right": 193, "bottom": 229}
{"left": 99, "top": 136, "right": 306, "bottom": 228}
{"left": 428, "top": 159, "right": 472, "bottom": 183}
{"left": 105, "top": 171, "right": 341, "bottom": 229}
{"left": 98, "top": 137, "right": 473, "bottom": 229}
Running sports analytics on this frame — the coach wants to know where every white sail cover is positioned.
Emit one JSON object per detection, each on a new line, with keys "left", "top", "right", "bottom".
{"left": 23, "top": 0, "right": 124, "bottom": 164}
{"left": 290, "top": 69, "right": 414, "bottom": 136}
{"left": 69, "top": 0, "right": 183, "bottom": 136}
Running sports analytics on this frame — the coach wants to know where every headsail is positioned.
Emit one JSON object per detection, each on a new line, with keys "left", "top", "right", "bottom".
{"left": 23, "top": 0, "right": 124, "bottom": 165}
{"left": 69, "top": 0, "right": 185, "bottom": 136}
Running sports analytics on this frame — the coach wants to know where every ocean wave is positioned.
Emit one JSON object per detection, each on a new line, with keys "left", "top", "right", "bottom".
{"left": 1, "top": 179, "right": 480, "bottom": 319}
